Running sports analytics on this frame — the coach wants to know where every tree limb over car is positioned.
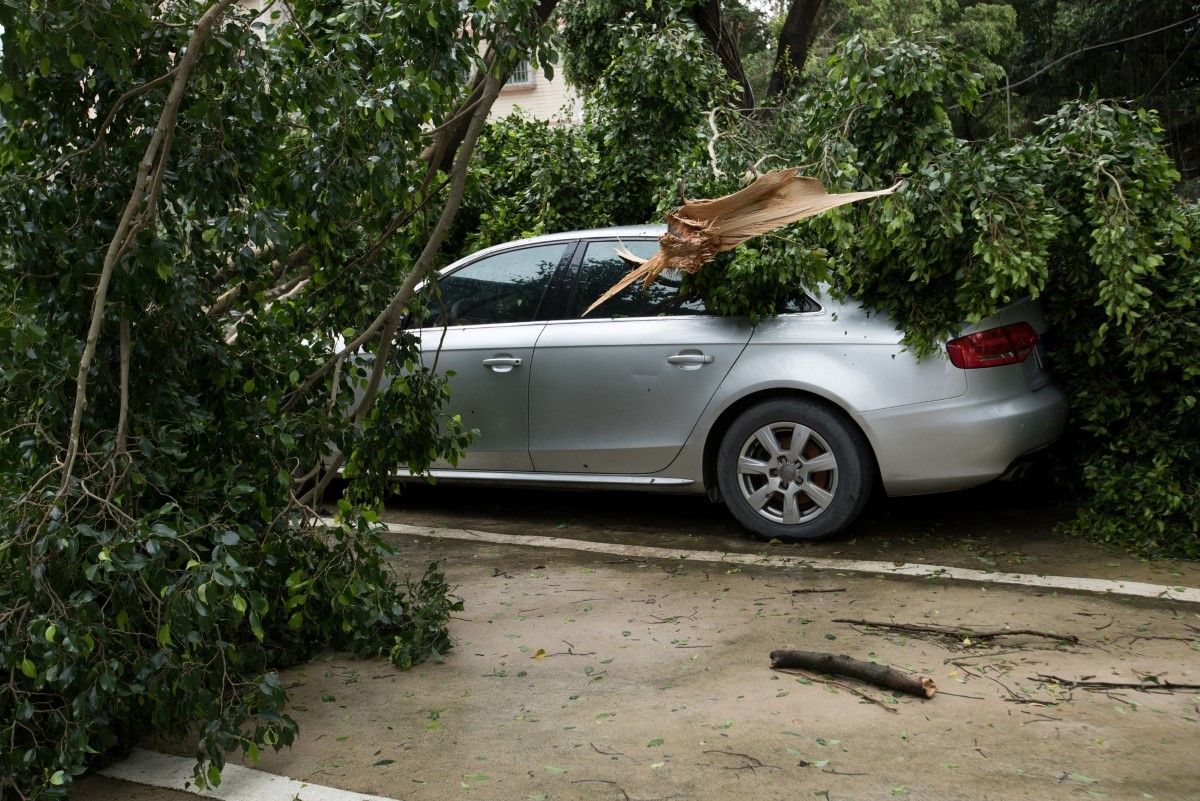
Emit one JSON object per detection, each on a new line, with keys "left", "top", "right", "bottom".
{"left": 583, "top": 169, "right": 898, "bottom": 316}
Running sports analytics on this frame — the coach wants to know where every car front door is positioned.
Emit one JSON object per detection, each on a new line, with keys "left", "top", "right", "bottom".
{"left": 529, "top": 239, "right": 753, "bottom": 474}
{"left": 417, "top": 241, "right": 570, "bottom": 471}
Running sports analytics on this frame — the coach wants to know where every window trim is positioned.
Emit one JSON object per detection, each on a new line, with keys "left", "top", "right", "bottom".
{"left": 421, "top": 240, "right": 577, "bottom": 328}
{"left": 504, "top": 60, "right": 535, "bottom": 90}
{"left": 560, "top": 237, "right": 712, "bottom": 321}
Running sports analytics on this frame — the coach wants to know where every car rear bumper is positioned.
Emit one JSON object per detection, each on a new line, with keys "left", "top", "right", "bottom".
{"left": 854, "top": 382, "right": 1067, "bottom": 497}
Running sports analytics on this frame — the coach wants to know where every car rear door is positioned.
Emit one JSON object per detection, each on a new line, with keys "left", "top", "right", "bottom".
{"left": 416, "top": 241, "right": 571, "bottom": 470}
{"left": 528, "top": 238, "right": 753, "bottom": 474}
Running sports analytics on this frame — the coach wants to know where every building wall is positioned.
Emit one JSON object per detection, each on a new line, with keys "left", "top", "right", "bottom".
{"left": 236, "top": 2, "right": 580, "bottom": 126}
{"left": 489, "top": 66, "right": 581, "bottom": 125}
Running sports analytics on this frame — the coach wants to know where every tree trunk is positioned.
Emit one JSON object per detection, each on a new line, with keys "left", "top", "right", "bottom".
{"left": 58, "top": 0, "right": 241, "bottom": 500}
{"left": 765, "top": 0, "right": 829, "bottom": 100}
{"left": 688, "top": 0, "right": 755, "bottom": 111}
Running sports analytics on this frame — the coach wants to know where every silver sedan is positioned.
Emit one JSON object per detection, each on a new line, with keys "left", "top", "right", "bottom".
{"left": 403, "top": 226, "right": 1067, "bottom": 541}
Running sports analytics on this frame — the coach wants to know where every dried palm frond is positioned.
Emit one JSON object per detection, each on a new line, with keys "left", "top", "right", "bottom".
{"left": 583, "top": 169, "right": 899, "bottom": 316}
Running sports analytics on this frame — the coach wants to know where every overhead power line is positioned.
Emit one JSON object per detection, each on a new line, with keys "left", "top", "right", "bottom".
{"left": 981, "top": 11, "right": 1200, "bottom": 100}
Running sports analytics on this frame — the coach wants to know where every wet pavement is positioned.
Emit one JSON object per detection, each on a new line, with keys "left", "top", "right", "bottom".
{"left": 73, "top": 480, "right": 1200, "bottom": 801}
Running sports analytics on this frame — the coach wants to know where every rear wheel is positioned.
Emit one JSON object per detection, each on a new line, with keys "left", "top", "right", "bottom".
{"left": 717, "top": 398, "right": 873, "bottom": 542}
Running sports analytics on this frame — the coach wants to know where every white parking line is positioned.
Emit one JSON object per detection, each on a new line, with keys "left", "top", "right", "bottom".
{"left": 99, "top": 748, "right": 400, "bottom": 801}
{"left": 380, "top": 522, "right": 1200, "bottom": 604}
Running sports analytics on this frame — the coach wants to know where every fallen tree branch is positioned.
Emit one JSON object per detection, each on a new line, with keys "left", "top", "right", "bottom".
{"left": 1033, "top": 675, "right": 1200, "bottom": 692}
{"left": 834, "top": 619, "right": 1079, "bottom": 645}
{"left": 583, "top": 170, "right": 898, "bottom": 315}
{"left": 58, "top": 0, "right": 241, "bottom": 500}
{"left": 769, "top": 650, "right": 936, "bottom": 699}
{"left": 295, "top": 65, "right": 507, "bottom": 508}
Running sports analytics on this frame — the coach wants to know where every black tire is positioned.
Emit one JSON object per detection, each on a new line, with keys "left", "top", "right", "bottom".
{"left": 716, "top": 397, "right": 873, "bottom": 542}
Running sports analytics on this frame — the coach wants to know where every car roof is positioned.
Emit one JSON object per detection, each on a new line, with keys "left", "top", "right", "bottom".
{"left": 526, "top": 225, "right": 665, "bottom": 244}
{"left": 442, "top": 226, "right": 665, "bottom": 271}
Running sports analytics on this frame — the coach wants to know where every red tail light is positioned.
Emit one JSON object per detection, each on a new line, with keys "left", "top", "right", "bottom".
{"left": 946, "top": 322, "right": 1038, "bottom": 369}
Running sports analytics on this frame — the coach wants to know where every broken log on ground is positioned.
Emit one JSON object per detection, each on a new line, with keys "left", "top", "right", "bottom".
{"left": 769, "top": 649, "right": 937, "bottom": 699}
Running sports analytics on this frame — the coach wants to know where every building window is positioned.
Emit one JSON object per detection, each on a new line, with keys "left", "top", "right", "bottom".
{"left": 506, "top": 60, "right": 534, "bottom": 88}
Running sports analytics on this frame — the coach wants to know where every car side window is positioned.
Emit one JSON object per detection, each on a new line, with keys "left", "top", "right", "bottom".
{"left": 778, "top": 292, "right": 822, "bottom": 314}
{"left": 424, "top": 243, "right": 568, "bottom": 327}
{"left": 567, "top": 240, "right": 708, "bottom": 318}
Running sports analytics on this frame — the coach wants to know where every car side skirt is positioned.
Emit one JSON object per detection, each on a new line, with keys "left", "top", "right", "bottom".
{"left": 394, "top": 469, "right": 698, "bottom": 491}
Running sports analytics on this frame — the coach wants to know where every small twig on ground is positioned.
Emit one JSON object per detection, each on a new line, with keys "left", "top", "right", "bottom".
{"left": 1126, "top": 634, "right": 1198, "bottom": 643}
{"left": 834, "top": 618, "right": 1079, "bottom": 644}
{"left": 943, "top": 649, "right": 1028, "bottom": 663}
{"left": 791, "top": 588, "right": 847, "bottom": 594}
{"left": 570, "top": 780, "right": 629, "bottom": 800}
{"left": 644, "top": 610, "right": 698, "bottom": 624}
{"left": 702, "top": 750, "right": 782, "bottom": 772}
{"left": 549, "top": 640, "right": 595, "bottom": 657}
{"left": 591, "top": 743, "right": 624, "bottom": 757}
{"left": 774, "top": 667, "right": 901, "bottom": 712}
{"left": 951, "top": 662, "right": 1028, "bottom": 703}
{"left": 1033, "top": 675, "right": 1200, "bottom": 692}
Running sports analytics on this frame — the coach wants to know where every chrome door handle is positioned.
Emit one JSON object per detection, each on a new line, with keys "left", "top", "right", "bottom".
{"left": 667, "top": 353, "right": 714, "bottom": 366}
{"left": 482, "top": 356, "right": 522, "bottom": 373}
